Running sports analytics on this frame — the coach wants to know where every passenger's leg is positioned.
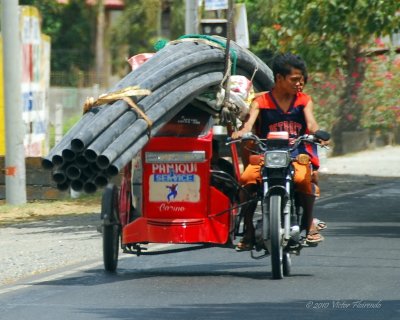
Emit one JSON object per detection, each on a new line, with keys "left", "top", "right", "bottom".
{"left": 240, "top": 184, "right": 258, "bottom": 243}
{"left": 294, "top": 163, "right": 323, "bottom": 243}
{"left": 299, "top": 193, "right": 323, "bottom": 243}
{"left": 299, "top": 193, "right": 315, "bottom": 232}
{"left": 236, "top": 163, "right": 261, "bottom": 251}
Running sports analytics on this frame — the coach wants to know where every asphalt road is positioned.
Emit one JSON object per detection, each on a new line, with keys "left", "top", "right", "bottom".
{"left": 0, "top": 180, "right": 399, "bottom": 320}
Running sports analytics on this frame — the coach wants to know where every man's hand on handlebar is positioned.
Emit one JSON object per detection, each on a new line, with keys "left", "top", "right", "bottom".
{"left": 312, "top": 129, "right": 331, "bottom": 147}
{"left": 231, "top": 129, "right": 250, "bottom": 140}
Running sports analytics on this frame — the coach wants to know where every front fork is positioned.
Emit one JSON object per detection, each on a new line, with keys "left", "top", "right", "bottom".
{"left": 258, "top": 179, "right": 293, "bottom": 250}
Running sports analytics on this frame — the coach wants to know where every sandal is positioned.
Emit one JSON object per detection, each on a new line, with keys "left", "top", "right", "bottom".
{"left": 306, "top": 231, "right": 324, "bottom": 243}
{"left": 313, "top": 218, "right": 327, "bottom": 231}
{"left": 235, "top": 238, "right": 254, "bottom": 251}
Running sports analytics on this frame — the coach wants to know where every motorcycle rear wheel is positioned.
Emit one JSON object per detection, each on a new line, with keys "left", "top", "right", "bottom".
{"left": 270, "top": 194, "right": 283, "bottom": 279}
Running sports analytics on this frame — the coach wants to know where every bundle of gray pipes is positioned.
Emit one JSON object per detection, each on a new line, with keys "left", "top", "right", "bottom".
{"left": 41, "top": 35, "right": 274, "bottom": 193}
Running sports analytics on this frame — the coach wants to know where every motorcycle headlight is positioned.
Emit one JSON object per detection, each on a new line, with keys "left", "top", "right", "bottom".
{"left": 264, "top": 151, "right": 290, "bottom": 168}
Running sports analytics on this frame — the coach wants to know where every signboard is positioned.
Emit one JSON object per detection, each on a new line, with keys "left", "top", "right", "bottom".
{"left": 0, "top": 6, "right": 50, "bottom": 156}
{"left": 0, "top": 37, "right": 4, "bottom": 155}
{"left": 20, "top": 6, "right": 51, "bottom": 157}
{"left": 149, "top": 163, "right": 201, "bottom": 203}
{"left": 205, "top": 0, "right": 228, "bottom": 11}
{"left": 234, "top": 3, "right": 250, "bottom": 48}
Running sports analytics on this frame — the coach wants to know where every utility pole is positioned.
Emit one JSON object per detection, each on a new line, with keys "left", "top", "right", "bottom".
{"left": 185, "top": 0, "right": 199, "bottom": 34}
{"left": 95, "top": 0, "right": 106, "bottom": 88}
{"left": 1, "top": 0, "right": 27, "bottom": 205}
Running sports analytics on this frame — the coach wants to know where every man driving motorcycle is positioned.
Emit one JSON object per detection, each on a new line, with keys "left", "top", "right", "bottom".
{"left": 232, "top": 53, "right": 326, "bottom": 251}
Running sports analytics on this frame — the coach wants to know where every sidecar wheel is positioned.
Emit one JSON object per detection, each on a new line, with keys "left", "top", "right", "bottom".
{"left": 270, "top": 195, "right": 283, "bottom": 279}
{"left": 102, "top": 184, "right": 120, "bottom": 272}
{"left": 283, "top": 252, "right": 291, "bottom": 277}
{"left": 103, "top": 224, "right": 120, "bottom": 272}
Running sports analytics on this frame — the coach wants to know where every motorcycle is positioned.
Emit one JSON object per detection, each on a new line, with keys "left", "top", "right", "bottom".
{"left": 100, "top": 102, "right": 330, "bottom": 280}
{"left": 228, "top": 130, "right": 330, "bottom": 279}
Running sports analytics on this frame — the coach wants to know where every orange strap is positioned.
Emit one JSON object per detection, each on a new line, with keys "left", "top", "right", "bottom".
{"left": 82, "top": 86, "right": 152, "bottom": 133}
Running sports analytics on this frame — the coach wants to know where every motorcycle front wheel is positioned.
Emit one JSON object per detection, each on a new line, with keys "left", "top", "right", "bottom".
{"left": 270, "top": 194, "right": 283, "bottom": 279}
{"left": 283, "top": 252, "right": 291, "bottom": 277}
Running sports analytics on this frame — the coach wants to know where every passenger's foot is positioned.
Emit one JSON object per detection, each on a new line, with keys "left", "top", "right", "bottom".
{"left": 306, "top": 230, "right": 324, "bottom": 243}
{"left": 235, "top": 238, "right": 254, "bottom": 251}
{"left": 313, "top": 218, "right": 327, "bottom": 231}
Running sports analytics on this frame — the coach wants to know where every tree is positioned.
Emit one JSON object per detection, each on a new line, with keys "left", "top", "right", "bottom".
{"left": 20, "top": 0, "right": 97, "bottom": 86}
{"left": 109, "top": 0, "right": 184, "bottom": 76}
{"left": 244, "top": 0, "right": 400, "bottom": 154}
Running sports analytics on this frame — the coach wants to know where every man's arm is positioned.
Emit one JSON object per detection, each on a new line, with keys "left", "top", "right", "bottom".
{"left": 303, "top": 100, "right": 330, "bottom": 145}
{"left": 231, "top": 99, "right": 260, "bottom": 139}
{"left": 303, "top": 100, "right": 319, "bottom": 134}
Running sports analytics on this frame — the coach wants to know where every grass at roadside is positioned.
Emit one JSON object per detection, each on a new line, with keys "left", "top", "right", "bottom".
{"left": 0, "top": 193, "right": 102, "bottom": 226}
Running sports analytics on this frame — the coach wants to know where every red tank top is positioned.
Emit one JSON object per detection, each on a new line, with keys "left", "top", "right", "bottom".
{"left": 255, "top": 91, "right": 311, "bottom": 139}
{"left": 254, "top": 91, "right": 319, "bottom": 168}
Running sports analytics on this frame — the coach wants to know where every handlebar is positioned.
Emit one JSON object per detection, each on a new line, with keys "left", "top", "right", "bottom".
{"left": 226, "top": 131, "right": 330, "bottom": 152}
{"left": 226, "top": 132, "right": 255, "bottom": 144}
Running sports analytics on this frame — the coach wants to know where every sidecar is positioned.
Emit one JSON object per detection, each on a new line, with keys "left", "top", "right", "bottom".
{"left": 100, "top": 104, "right": 242, "bottom": 272}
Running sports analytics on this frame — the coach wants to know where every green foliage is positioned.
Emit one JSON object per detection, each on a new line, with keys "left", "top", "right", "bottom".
{"left": 20, "top": 0, "right": 97, "bottom": 86}
{"left": 109, "top": 0, "right": 185, "bottom": 75}
{"left": 244, "top": 0, "right": 400, "bottom": 153}
{"left": 237, "top": 0, "right": 275, "bottom": 63}
{"left": 249, "top": 0, "right": 400, "bottom": 74}
{"left": 360, "top": 53, "right": 400, "bottom": 132}
{"left": 18, "top": 1, "right": 185, "bottom": 84}
{"left": 109, "top": 0, "right": 160, "bottom": 74}
{"left": 305, "top": 72, "right": 344, "bottom": 132}
{"left": 19, "top": 0, "right": 64, "bottom": 39}
{"left": 169, "top": 0, "right": 185, "bottom": 39}
{"left": 52, "top": 1, "right": 96, "bottom": 73}
{"left": 18, "top": 0, "right": 400, "bottom": 149}
{"left": 48, "top": 113, "right": 83, "bottom": 149}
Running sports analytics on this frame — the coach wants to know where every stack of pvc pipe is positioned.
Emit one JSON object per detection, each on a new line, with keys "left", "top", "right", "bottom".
{"left": 41, "top": 37, "right": 274, "bottom": 193}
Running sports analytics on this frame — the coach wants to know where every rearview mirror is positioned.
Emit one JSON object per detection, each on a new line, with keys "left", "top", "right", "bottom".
{"left": 315, "top": 130, "right": 330, "bottom": 141}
